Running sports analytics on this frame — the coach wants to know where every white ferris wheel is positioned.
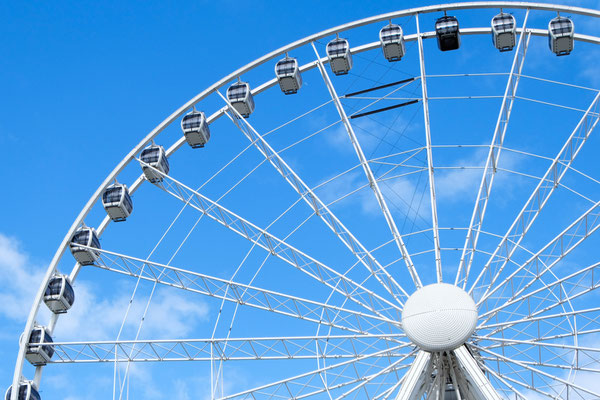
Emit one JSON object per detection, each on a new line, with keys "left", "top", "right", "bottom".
{"left": 8, "top": 2, "right": 600, "bottom": 399}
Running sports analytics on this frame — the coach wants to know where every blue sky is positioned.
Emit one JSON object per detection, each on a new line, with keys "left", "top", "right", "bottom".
{"left": 1, "top": 1, "right": 600, "bottom": 399}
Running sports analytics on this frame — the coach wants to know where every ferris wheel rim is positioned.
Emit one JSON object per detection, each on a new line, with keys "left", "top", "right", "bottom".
{"left": 11, "top": 2, "right": 600, "bottom": 399}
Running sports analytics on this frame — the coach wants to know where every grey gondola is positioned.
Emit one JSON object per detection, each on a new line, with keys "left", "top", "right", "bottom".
{"left": 5, "top": 382, "right": 41, "bottom": 400}
{"left": 43, "top": 274, "right": 75, "bottom": 313}
{"left": 380, "top": 23, "right": 405, "bottom": 61}
{"left": 181, "top": 110, "right": 211, "bottom": 148}
{"left": 102, "top": 183, "right": 133, "bottom": 222}
{"left": 25, "top": 326, "right": 54, "bottom": 366}
{"left": 140, "top": 144, "right": 170, "bottom": 183}
{"left": 444, "top": 384, "right": 458, "bottom": 400}
{"left": 69, "top": 227, "right": 100, "bottom": 265}
{"left": 491, "top": 13, "right": 516, "bottom": 51}
{"left": 436, "top": 15, "right": 460, "bottom": 51}
{"left": 326, "top": 37, "right": 353, "bottom": 75}
{"left": 548, "top": 16, "right": 574, "bottom": 56}
{"left": 227, "top": 81, "right": 255, "bottom": 118}
{"left": 275, "top": 57, "right": 302, "bottom": 94}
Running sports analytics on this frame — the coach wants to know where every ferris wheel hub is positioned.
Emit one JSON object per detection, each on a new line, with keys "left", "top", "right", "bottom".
{"left": 401, "top": 283, "right": 477, "bottom": 352}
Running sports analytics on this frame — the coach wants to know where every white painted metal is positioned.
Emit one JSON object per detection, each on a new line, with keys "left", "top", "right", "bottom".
{"left": 84, "top": 244, "right": 394, "bottom": 333}
{"left": 401, "top": 283, "right": 477, "bottom": 352}
{"left": 453, "top": 346, "right": 502, "bottom": 400}
{"left": 43, "top": 334, "right": 407, "bottom": 363}
{"left": 217, "top": 90, "right": 410, "bottom": 306}
{"left": 473, "top": 91, "right": 600, "bottom": 304}
{"left": 311, "top": 41, "right": 423, "bottom": 289}
{"left": 139, "top": 159, "right": 403, "bottom": 322}
{"left": 395, "top": 350, "right": 431, "bottom": 400}
{"left": 416, "top": 14, "right": 443, "bottom": 283}
{"left": 11, "top": 3, "right": 600, "bottom": 400}
{"left": 455, "top": 12, "right": 530, "bottom": 288}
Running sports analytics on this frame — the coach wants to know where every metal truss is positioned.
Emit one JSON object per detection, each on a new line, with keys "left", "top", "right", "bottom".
{"left": 474, "top": 344, "right": 599, "bottom": 399}
{"left": 220, "top": 345, "right": 415, "bottom": 400}
{"left": 44, "top": 334, "right": 407, "bottom": 363}
{"left": 11, "top": 4, "right": 600, "bottom": 400}
{"left": 138, "top": 160, "right": 404, "bottom": 322}
{"left": 456, "top": 13, "right": 531, "bottom": 288}
{"left": 415, "top": 14, "right": 443, "bottom": 283}
{"left": 471, "top": 91, "right": 600, "bottom": 302}
{"left": 478, "top": 261, "right": 600, "bottom": 330}
{"left": 311, "top": 42, "right": 422, "bottom": 289}
{"left": 216, "top": 90, "right": 410, "bottom": 306}
{"left": 477, "top": 198, "right": 600, "bottom": 319}
{"left": 85, "top": 245, "right": 394, "bottom": 334}
{"left": 396, "top": 347, "right": 502, "bottom": 400}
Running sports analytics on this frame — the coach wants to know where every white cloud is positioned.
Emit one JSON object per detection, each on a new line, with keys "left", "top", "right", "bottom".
{"left": 54, "top": 281, "right": 210, "bottom": 341}
{"left": 0, "top": 233, "right": 48, "bottom": 321}
{"left": 0, "top": 232, "right": 210, "bottom": 341}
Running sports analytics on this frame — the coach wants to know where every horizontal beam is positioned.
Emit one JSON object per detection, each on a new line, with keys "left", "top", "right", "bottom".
{"left": 46, "top": 334, "right": 408, "bottom": 363}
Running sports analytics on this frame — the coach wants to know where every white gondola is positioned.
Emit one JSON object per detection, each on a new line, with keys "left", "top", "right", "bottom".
{"left": 102, "top": 183, "right": 133, "bottom": 222}
{"left": 275, "top": 57, "right": 302, "bottom": 94}
{"left": 326, "top": 37, "right": 353, "bottom": 75}
{"left": 548, "top": 16, "right": 574, "bottom": 56}
{"left": 69, "top": 226, "right": 100, "bottom": 265}
{"left": 226, "top": 81, "right": 255, "bottom": 118}
{"left": 140, "top": 144, "right": 169, "bottom": 183}
{"left": 43, "top": 274, "right": 75, "bottom": 313}
{"left": 25, "top": 326, "right": 54, "bottom": 366}
{"left": 379, "top": 23, "right": 405, "bottom": 61}
{"left": 181, "top": 110, "right": 210, "bottom": 148}
{"left": 5, "top": 382, "right": 41, "bottom": 400}
{"left": 436, "top": 15, "right": 461, "bottom": 51}
{"left": 491, "top": 12, "right": 516, "bottom": 51}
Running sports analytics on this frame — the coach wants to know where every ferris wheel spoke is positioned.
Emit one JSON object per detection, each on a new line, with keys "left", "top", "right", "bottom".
{"left": 43, "top": 334, "right": 407, "bottom": 363}
{"left": 479, "top": 360, "right": 555, "bottom": 399}
{"left": 478, "top": 363, "right": 528, "bottom": 400}
{"left": 311, "top": 42, "right": 422, "bottom": 290}
{"left": 471, "top": 90, "right": 600, "bottom": 301}
{"left": 480, "top": 261, "right": 600, "bottom": 326}
{"left": 474, "top": 335, "right": 600, "bottom": 372}
{"left": 217, "top": 344, "right": 411, "bottom": 400}
{"left": 216, "top": 90, "right": 410, "bottom": 307}
{"left": 415, "top": 13, "right": 442, "bottom": 283}
{"left": 331, "top": 356, "right": 411, "bottom": 400}
{"left": 479, "top": 308, "right": 600, "bottom": 349}
{"left": 474, "top": 344, "right": 600, "bottom": 398}
{"left": 479, "top": 305, "right": 600, "bottom": 331}
{"left": 475, "top": 199, "right": 600, "bottom": 319}
{"left": 138, "top": 162, "right": 404, "bottom": 322}
{"left": 86, "top": 246, "right": 393, "bottom": 334}
{"left": 456, "top": 14, "right": 531, "bottom": 288}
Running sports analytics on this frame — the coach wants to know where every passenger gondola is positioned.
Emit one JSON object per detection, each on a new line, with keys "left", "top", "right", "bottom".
{"left": 181, "top": 110, "right": 211, "bottom": 148}
{"left": 25, "top": 326, "right": 54, "bottom": 366}
{"left": 69, "top": 226, "right": 100, "bottom": 265}
{"left": 326, "top": 37, "right": 353, "bottom": 75}
{"left": 379, "top": 23, "right": 405, "bottom": 61}
{"left": 140, "top": 144, "right": 170, "bottom": 183}
{"left": 5, "top": 382, "right": 41, "bottom": 400}
{"left": 226, "top": 81, "right": 255, "bottom": 118}
{"left": 275, "top": 56, "right": 302, "bottom": 94}
{"left": 548, "top": 16, "right": 574, "bottom": 56}
{"left": 102, "top": 183, "right": 133, "bottom": 222}
{"left": 43, "top": 274, "right": 75, "bottom": 313}
{"left": 491, "top": 12, "right": 516, "bottom": 51}
{"left": 435, "top": 15, "right": 461, "bottom": 51}
{"left": 444, "top": 384, "right": 458, "bottom": 400}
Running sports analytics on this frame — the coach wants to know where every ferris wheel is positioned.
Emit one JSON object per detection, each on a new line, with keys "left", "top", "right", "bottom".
{"left": 8, "top": 2, "right": 600, "bottom": 399}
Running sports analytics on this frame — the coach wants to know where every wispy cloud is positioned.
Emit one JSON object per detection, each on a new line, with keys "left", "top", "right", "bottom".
{"left": 0, "top": 232, "right": 210, "bottom": 341}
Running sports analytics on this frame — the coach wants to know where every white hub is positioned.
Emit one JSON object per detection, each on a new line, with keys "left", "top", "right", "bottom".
{"left": 401, "top": 283, "right": 477, "bottom": 352}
